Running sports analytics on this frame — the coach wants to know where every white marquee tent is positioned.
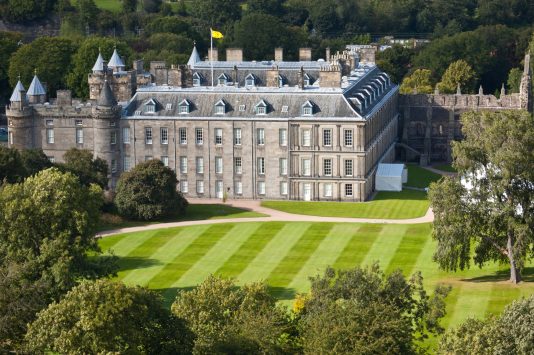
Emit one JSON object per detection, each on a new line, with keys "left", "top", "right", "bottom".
{"left": 375, "top": 163, "right": 407, "bottom": 191}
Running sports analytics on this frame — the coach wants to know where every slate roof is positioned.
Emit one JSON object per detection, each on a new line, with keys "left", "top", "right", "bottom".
{"left": 10, "top": 80, "right": 26, "bottom": 102}
{"left": 92, "top": 52, "right": 105, "bottom": 72}
{"left": 108, "top": 49, "right": 125, "bottom": 69}
{"left": 27, "top": 75, "right": 46, "bottom": 96}
{"left": 98, "top": 81, "right": 117, "bottom": 106}
{"left": 187, "top": 45, "right": 201, "bottom": 66}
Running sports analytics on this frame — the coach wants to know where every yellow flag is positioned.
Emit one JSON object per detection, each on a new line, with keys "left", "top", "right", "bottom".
{"left": 211, "top": 28, "right": 224, "bottom": 39}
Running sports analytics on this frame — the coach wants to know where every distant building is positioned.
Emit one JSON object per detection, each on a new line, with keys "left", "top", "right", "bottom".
{"left": 5, "top": 46, "right": 531, "bottom": 201}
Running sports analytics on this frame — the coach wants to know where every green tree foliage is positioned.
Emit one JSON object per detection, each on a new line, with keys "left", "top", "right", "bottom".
{"left": 437, "top": 59, "right": 476, "bottom": 93}
{"left": 26, "top": 279, "right": 194, "bottom": 354}
{"left": 19, "top": 148, "right": 53, "bottom": 177}
{"left": 476, "top": 0, "right": 534, "bottom": 27}
{"left": 376, "top": 45, "right": 416, "bottom": 84}
{"left": 66, "top": 37, "right": 131, "bottom": 98}
{"left": 59, "top": 148, "right": 109, "bottom": 188}
{"left": 115, "top": 159, "right": 188, "bottom": 220}
{"left": 0, "top": 146, "right": 26, "bottom": 184}
{"left": 190, "top": 0, "right": 241, "bottom": 27}
{"left": 76, "top": 0, "right": 100, "bottom": 31}
{"left": 400, "top": 69, "right": 434, "bottom": 94}
{"left": 429, "top": 110, "right": 534, "bottom": 283}
{"left": 246, "top": 0, "right": 284, "bottom": 15}
{"left": 0, "top": 31, "right": 22, "bottom": 103}
{"left": 233, "top": 13, "right": 296, "bottom": 60}
{"left": 142, "top": 0, "right": 162, "bottom": 13}
{"left": 413, "top": 25, "right": 522, "bottom": 94}
{"left": 145, "top": 16, "right": 192, "bottom": 35}
{"left": 172, "top": 276, "right": 296, "bottom": 354}
{"left": 438, "top": 295, "right": 534, "bottom": 354}
{"left": 8, "top": 36, "right": 77, "bottom": 96}
{"left": 507, "top": 67, "right": 522, "bottom": 93}
{"left": 0, "top": 0, "right": 56, "bottom": 23}
{"left": 299, "top": 264, "right": 450, "bottom": 354}
{"left": 122, "top": 0, "right": 137, "bottom": 13}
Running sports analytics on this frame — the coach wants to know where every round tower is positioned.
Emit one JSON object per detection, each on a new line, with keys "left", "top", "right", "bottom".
{"left": 92, "top": 80, "right": 120, "bottom": 188}
{"left": 6, "top": 78, "right": 34, "bottom": 150}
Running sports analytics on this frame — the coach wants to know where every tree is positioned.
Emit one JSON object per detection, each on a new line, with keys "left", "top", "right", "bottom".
{"left": 376, "top": 44, "right": 416, "bottom": 84}
{"left": 400, "top": 69, "right": 434, "bottom": 94}
{"left": 299, "top": 264, "right": 450, "bottom": 354}
{"left": 66, "top": 37, "right": 131, "bottom": 98}
{"left": 0, "top": 31, "right": 23, "bottom": 103}
{"left": 190, "top": 0, "right": 241, "bottom": 27}
{"left": 115, "top": 159, "right": 188, "bottom": 220}
{"left": 437, "top": 59, "right": 476, "bottom": 94}
{"left": 59, "top": 148, "right": 109, "bottom": 188}
{"left": 0, "top": 146, "right": 25, "bottom": 184}
{"left": 8, "top": 37, "right": 77, "bottom": 96}
{"left": 19, "top": 148, "right": 53, "bottom": 177}
{"left": 0, "top": 0, "right": 55, "bottom": 23}
{"left": 507, "top": 67, "right": 522, "bottom": 93}
{"left": 438, "top": 295, "right": 534, "bottom": 354}
{"left": 172, "top": 276, "right": 296, "bottom": 354}
{"left": 76, "top": 0, "right": 100, "bottom": 32}
{"left": 429, "top": 110, "right": 534, "bottom": 283}
{"left": 246, "top": 0, "right": 284, "bottom": 15}
{"left": 122, "top": 0, "right": 137, "bottom": 13}
{"left": 26, "top": 279, "right": 193, "bottom": 354}
{"left": 142, "top": 0, "right": 162, "bottom": 13}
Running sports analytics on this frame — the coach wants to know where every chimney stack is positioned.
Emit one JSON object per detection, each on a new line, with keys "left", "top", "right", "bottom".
{"left": 133, "top": 59, "right": 144, "bottom": 74}
{"left": 208, "top": 47, "right": 218, "bottom": 62}
{"left": 326, "top": 47, "right": 331, "bottom": 62}
{"left": 226, "top": 48, "right": 243, "bottom": 62}
{"left": 275, "top": 47, "right": 283, "bottom": 62}
{"left": 299, "top": 48, "right": 312, "bottom": 62}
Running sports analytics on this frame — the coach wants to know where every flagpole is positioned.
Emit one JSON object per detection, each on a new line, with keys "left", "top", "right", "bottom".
{"left": 210, "top": 28, "right": 214, "bottom": 88}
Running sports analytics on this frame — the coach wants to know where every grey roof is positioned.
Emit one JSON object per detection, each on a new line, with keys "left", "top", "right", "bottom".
{"left": 108, "top": 49, "right": 125, "bottom": 68}
{"left": 10, "top": 80, "right": 26, "bottom": 102}
{"left": 27, "top": 75, "right": 46, "bottom": 96}
{"left": 92, "top": 52, "right": 105, "bottom": 72}
{"left": 98, "top": 81, "right": 117, "bottom": 106}
{"left": 187, "top": 46, "right": 201, "bottom": 66}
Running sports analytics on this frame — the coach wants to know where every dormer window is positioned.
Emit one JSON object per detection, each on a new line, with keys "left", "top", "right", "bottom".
{"left": 192, "top": 72, "right": 202, "bottom": 87}
{"left": 166, "top": 103, "right": 172, "bottom": 111}
{"left": 214, "top": 100, "right": 226, "bottom": 115}
{"left": 179, "top": 99, "right": 190, "bottom": 114}
{"left": 281, "top": 105, "right": 288, "bottom": 113}
{"left": 255, "top": 100, "right": 268, "bottom": 115}
{"left": 304, "top": 73, "right": 312, "bottom": 86}
{"left": 245, "top": 73, "right": 256, "bottom": 87}
{"left": 144, "top": 98, "right": 158, "bottom": 113}
{"left": 301, "top": 100, "right": 314, "bottom": 116}
{"left": 217, "top": 73, "right": 229, "bottom": 86}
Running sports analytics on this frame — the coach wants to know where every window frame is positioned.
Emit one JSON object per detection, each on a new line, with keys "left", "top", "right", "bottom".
{"left": 160, "top": 127, "right": 169, "bottom": 145}
{"left": 323, "top": 158, "right": 332, "bottom": 176}
{"left": 344, "top": 129, "right": 353, "bottom": 147}
{"left": 145, "top": 127, "right": 153, "bottom": 145}
{"left": 257, "top": 157, "right": 265, "bottom": 175}
{"left": 76, "top": 127, "right": 84, "bottom": 144}
{"left": 215, "top": 156, "right": 223, "bottom": 174}
{"left": 344, "top": 159, "right": 353, "bottom": 177}
{"left": 234, "top": 157, "right": 242, "bottom": 174}
{"left": 196, "top": 157, "right": 204, "bottom": 174}
{"left": 302, "top": 129, "right": 311, "bottom": 147}
{"left": 122, "top": 127, "right": 130, "bottom": 144}
{"left": 195, "top": 128, "right": 203, "bottom": 145}
{"left": 180, "top": 156, "right": 188, "bottom": 174}
{"left": 257, "top": 128, "right": 265, "bottom": 145}
{"left": 279, "top": 128, "right": 287, "bottom": 146}
{"left": 279, "top": 158, "right": 287, "bottom": 176}
{"left": 345, "top": 183, "right": 353, "bottom": 197}
{"left": 324, "top": 183, "right": 333, "bottom": 197}
{"left": 302, "top": 158, "right": 311, "bottom": 176}
{"left": 323, "top": 129, "right": 332, "bottom": 147}
{"left": 234, "top": 128, "right": 242, "bottom": 146}
{"left": 258, "top": 181, "right": 266, "bottom": 195}
{"left": 46, "top": 128, "right": 54, "bottom": 144}
{"left": 214, "top": 128, "right": 223, "bottom": 145}
{"left": 179, "top": 128, "right": 187, "bottom": 145}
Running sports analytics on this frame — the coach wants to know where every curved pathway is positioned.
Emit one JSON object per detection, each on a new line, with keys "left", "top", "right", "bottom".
{"left": 97, "top": 198, "right": 434, "bottom": 237}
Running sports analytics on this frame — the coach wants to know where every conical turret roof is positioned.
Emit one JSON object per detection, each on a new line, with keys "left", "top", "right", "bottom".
{"left": 27, "top": 74, "right": 46, "bottom": 96}
{"left": 92, "top": 52, "right": 105, "bottom": 72}
{"left": 187, "top": 44, "right": 201, "bottom": 67}
{"left": 97, "top": 80, "right": 117, "bottom": 107}
{"left": 108, "top": 48, "right": 125, "bottom": 69}
{"left": 10, "top": 80, "right": 26, "bottom": 102}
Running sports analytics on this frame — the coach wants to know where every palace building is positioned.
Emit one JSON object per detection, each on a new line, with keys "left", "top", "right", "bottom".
{"left": 6, "top": 46, "right": 530, "bottom": 201}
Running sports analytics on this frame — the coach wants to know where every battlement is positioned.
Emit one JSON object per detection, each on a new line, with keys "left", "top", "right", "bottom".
{"left": 399, "top": 93, "right": 522, "bottom": 110}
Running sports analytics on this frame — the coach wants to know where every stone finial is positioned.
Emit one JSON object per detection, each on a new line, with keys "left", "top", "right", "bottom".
{"left": 456, "top": 83, "right": 461, "bottom": 95}
{"left": 478, "top": 85, "right": 483, "bottom": 95}
{"left": 501, "top": 83, "right": 506, "bottom": 97}
{"left": 524, "top": 50, "right": 531, "bottom": 75}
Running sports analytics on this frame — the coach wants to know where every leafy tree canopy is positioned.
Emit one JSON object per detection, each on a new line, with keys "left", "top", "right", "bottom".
{"left": 377, "top": 44, "right": 417, "bottom": 84}
{"left": 507, "top": 67, "right": 522, "bottom": 93}
{"left": 429, "top": 110, "right": 534, "bottom": 283}
{"left": 115, "top": 159, "right": 188, "bottom": 220}
{"left": 0, "top": 31, "right": 22, "bottom": 103}
{"left": 400, "top": 68, "right": 434, "bottom": 94}
{"left": 299, "top": 264, "right": 450, "bottom": 354}
{"left": 438, "top": 295, "right": 534, "bottom": 354}
{"left": 58, "top": 148, "right": 109, "bottom": 188}
{"left": 437, "top": 59, "right": 476, "bottom": 94}
{"left": 8, "top": 36, "right": 77, "bottom": 96}
{"left": 172, "top": 275, "right": 297, "bottom": 354}
{"left": 0, "top": 147, "right": 52, "bottom": 184}
{"left": 26, "top": 279, "right": 194, "bottom": 354}
{"left": 0, "top": 0, "right": 56, "bottom": 23}
{"left": 190, "top": 0, "right": 241, "bottom": 27}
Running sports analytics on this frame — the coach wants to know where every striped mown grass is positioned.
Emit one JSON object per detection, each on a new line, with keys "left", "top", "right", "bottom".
{"left": 99, "top": 222, "right": 534, "bottom": 333}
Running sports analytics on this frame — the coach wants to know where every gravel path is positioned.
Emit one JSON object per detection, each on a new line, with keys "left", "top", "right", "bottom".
{"left": 97, "top": 198, "right": 434, "bottom": 238}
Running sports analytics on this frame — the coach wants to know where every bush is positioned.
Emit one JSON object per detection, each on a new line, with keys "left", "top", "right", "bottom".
{"left": 114, "top": 159, "right": 188, "bottom": 220}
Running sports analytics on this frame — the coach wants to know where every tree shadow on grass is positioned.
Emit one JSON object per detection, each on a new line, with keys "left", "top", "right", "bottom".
{"left": 268, "top": 286, "right": 297, "bottom": 301}
{"left": 116, "top": 257, "right": 162, "bottom": 273}
{"left": 461, "top": 267, "right": 534, "bottom": 283}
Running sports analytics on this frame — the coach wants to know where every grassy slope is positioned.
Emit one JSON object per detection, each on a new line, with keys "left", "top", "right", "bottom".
{"left": 405, "top": 164, "right": 443, "bottom": 188}
{"left": 433, "top": 164, "right": 458, "bottom": 173}
{"left": 99, "top": 221, "right": 534, "bottom": 340}
{"left": 97, "top": 204, "right": 267, "bottom": 231}
{"left": 261, "top": 190, "right": 429, "bottom": 219}
{"left": 71, "top": 0, "right": 122, "bottom": 12}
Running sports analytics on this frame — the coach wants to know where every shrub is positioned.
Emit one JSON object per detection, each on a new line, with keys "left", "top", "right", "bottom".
{"left": 114, "top": 159, "right": 187, "bottom": 220}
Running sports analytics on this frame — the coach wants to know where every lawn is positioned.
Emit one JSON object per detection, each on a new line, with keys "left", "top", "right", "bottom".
{"left": 98, "top": 221, "right": 534, "bottom": 344}
{"left": 71, "top": 0, "right": 122, "bottom": 12}
{"left": 98, "top": 204, "right": 267, "bottom": 231}
{"left": 433, "top": 164, "right": 458, "bottom": 173}
{"left": 405, "top": 164, "right": 443, "bottom": 188}
{"left": 261, "top": 190, "right": 429, "bottom": 219}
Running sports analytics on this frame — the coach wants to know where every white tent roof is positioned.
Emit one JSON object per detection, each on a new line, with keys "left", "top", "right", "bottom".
{"left": 376, "top": 163, "right": 404, "bottom": 177}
